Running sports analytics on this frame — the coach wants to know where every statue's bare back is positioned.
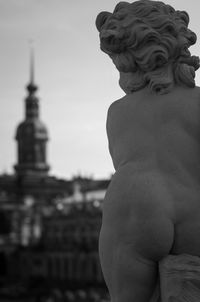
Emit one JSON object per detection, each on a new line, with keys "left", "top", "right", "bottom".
{"left": 104, "top": 85, "right": 200, "bottom": 254}
{"left": 100, "top": 86, "right": 200, "bottom": 301}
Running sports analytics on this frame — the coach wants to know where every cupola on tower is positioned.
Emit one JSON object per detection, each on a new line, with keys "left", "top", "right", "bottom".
{"left": 14, "top": 51, "right": 50, "bottom": 176}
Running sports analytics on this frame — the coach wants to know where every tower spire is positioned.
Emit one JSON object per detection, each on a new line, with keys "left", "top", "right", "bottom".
{"left": 30, "top": 45, "right": 35, "bottom": 85}
{"left": 27, "top": 42, "right": 37, "bottom": 94}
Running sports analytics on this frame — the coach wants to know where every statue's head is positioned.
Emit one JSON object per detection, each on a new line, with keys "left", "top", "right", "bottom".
{"left": 96, "top": 0, "right": 200, "bottom": 94}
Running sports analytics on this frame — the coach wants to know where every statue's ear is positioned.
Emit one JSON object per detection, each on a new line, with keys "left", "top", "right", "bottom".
{"left": 96, "top": 11, "right": 111, "bottom": 32}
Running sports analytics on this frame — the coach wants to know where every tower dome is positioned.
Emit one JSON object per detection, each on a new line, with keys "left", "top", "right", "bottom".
{"left": 16, "top": 119, "right": 48, "bottom": 141}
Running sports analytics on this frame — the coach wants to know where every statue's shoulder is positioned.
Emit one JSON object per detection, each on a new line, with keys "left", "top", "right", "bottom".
{"left": 173, "top": 86, "right": 200, "bottom": 103}
{"left": 107, "top": 92, "right": 140, "bottom": 114}
{"left": 180, "top": 85, "right": 200, "bottom": 95}
{"left": 107, "top": 96, "right": 126, "bottom": 116}
{"left": 106, "top": 97, "right": 129, "bottom": 132}
{"left": 107, "top": 86, "right": 200, "bottom": 118}
{"left": 191, "top": 85, "right": 200, "bottom": 97}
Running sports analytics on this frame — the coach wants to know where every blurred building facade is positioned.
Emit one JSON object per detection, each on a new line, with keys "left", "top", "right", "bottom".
{"left": 0, "top": 58, "right": 110, "bottom": 301}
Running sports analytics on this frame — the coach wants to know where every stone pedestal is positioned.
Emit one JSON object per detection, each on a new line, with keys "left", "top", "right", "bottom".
{"left": 151, "top": 254, "right": 200, "bottom": 302}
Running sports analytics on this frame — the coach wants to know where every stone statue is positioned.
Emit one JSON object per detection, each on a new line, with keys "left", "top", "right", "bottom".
{"left": 96, "top": 1, "right": 200, "bottom": 301}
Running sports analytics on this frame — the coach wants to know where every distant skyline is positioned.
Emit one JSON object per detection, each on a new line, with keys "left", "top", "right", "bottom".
{"left": 0, "top": 0, "right": 200, "bottom": 179}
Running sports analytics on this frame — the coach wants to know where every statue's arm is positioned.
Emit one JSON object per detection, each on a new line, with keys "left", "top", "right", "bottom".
{"left": 106, "top": 103, "right": 114, "bottom": 159}
{"left": 106, "top": 100, "right": 123, "bottom": 170}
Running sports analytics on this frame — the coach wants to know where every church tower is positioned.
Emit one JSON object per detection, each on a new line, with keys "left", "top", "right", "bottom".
{"left": 14, "top": 50, "right": 50, "bottom": 176}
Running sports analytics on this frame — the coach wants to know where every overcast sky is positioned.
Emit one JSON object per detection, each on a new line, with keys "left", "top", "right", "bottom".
{"left": 0, "top": 0, "right": 200, "bottom": 179}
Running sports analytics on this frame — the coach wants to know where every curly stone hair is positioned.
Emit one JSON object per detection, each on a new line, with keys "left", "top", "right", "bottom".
{"left": 96, "top": 0, "right": 200, "bottom": 94}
